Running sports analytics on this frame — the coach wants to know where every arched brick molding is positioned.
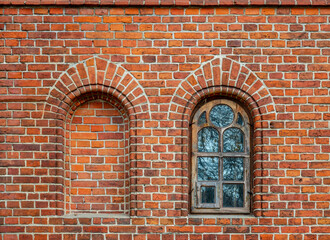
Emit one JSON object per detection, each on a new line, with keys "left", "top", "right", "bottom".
{"left": 42, "top": 56, "right": 150, "bottom": 216}
{"left": 43, "top": 56, "right": 150, "bottom": 121}
{"left": 169, "top": 57, "right": 276, "bottom": 121}
{"left": 168, "top": 57, "right": 277, "bottom": 217}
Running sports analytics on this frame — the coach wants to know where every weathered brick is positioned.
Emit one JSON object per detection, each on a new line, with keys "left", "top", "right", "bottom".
{"left": 0, "top": 3, "right": 329, "bottom": 239}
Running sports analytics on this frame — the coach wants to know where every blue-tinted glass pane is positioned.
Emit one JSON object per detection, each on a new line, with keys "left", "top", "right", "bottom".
{"left": 201, "top": 186, "right": 215, "bottom": 204}
{"left": 237, "top": 113, "right": 244, "bottom": 126}
{"left": 223, "top": 184, "right": 244, "bottom": 207}
{"left": 198, "top": 127, "right": 219, "bottom": 152}
{"left": 223, "top": 128, "right": 244, "bottom": 152}
{"left": 198, "top": 157, "right": 219, "bottom": 181}
{"left": 198, "top": 111, "right": 207, "bottom": 126}
{"left": 210, "top": 104, "right": 234, "bottom": 128}
{"left": 223, "top": 157, "right": 244, "bottom": 181}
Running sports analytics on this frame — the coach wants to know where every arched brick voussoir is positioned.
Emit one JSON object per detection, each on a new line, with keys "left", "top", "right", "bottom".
{"left": 168, "top": 57, "right": 276, "bottom": 122}
{"left": 43, "top": 56, "right": 150, "bottom": 120}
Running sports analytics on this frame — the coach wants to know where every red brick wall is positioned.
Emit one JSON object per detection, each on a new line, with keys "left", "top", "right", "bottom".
{"left": 0, "top": 2, "right": 330, "bottom": 240}
{"left": 66, "top": 100, "right": 129, "bottom": 215}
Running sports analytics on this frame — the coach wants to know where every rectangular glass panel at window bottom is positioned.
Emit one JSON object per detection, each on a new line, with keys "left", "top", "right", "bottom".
{"left": 201, "top": 186, "right": 215, "bottom": 204}
{"left": 223, "top": 184, "right": 244, "bottom": 207}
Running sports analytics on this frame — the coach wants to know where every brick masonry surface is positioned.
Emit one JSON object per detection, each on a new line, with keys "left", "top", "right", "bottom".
{"left": 0, "top": 1, "right": 330, "bottom": 240}
{"left": 67, "top": 100, "right": 129, "bottom": 215}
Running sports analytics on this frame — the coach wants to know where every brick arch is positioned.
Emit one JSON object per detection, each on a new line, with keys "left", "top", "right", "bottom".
{"left": 42, "top": 57, "right": 150, "bottom": 216}
{"left": 43, "top": 56, "right": 150, "bottom": 121}
{"left": 169, "top": 57, "right": 276, "bottom": 122}
{"left": 169, "top": 57, "right": 276, "bottom": 217}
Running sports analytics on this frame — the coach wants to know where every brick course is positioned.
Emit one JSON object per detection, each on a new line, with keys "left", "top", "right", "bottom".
{"left": 0, "top": 1, "right": 330, "bottom": 239}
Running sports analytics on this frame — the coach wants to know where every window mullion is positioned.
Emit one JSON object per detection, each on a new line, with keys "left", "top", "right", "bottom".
{"left": 219, "top": 155, "right": 223, "bottom": 210}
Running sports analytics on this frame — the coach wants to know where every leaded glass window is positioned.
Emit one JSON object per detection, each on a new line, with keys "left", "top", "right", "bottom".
{"left": 191, "top": 99, "right": 251, "bottom": 214}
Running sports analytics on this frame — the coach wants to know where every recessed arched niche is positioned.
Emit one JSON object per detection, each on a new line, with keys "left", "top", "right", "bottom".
{"left": 64, "top": 95, "right": 130, "bottom": 216}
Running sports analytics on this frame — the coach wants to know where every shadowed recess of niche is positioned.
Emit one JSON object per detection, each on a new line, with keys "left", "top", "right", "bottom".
{"left": 65, "top": 100, "right": 130, "bottom": 215}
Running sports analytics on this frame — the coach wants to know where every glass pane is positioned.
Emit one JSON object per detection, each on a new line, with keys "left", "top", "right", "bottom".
{"left": 237, "top": 113, "right": 244, "bottom": 126}
{"left": 223, "top": 157, "right": 244, "bottom": 181}
{"left": 223, "top": 128, "right": 244, "bottom": 152}
{"left": 223, "top": 184, "right": 244, "bottom": 207}
{"left": 210, "top": 104, "right": 234, "bottom": 128}
{"left": 198, "top": 157, "right": 219, "bottom": 181}
{"left": 201, "top": 186, "right": 215, "bottom": 204}
{"left": 198, "top": 127, "right": 219, "bottom": 152}
{"left": 198, "top": 111, "right": 207, "bottom": 126}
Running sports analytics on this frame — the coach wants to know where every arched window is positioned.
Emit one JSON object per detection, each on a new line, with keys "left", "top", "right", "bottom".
{"left": 191, "top": 99, "right": 251, "bottom": 214}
